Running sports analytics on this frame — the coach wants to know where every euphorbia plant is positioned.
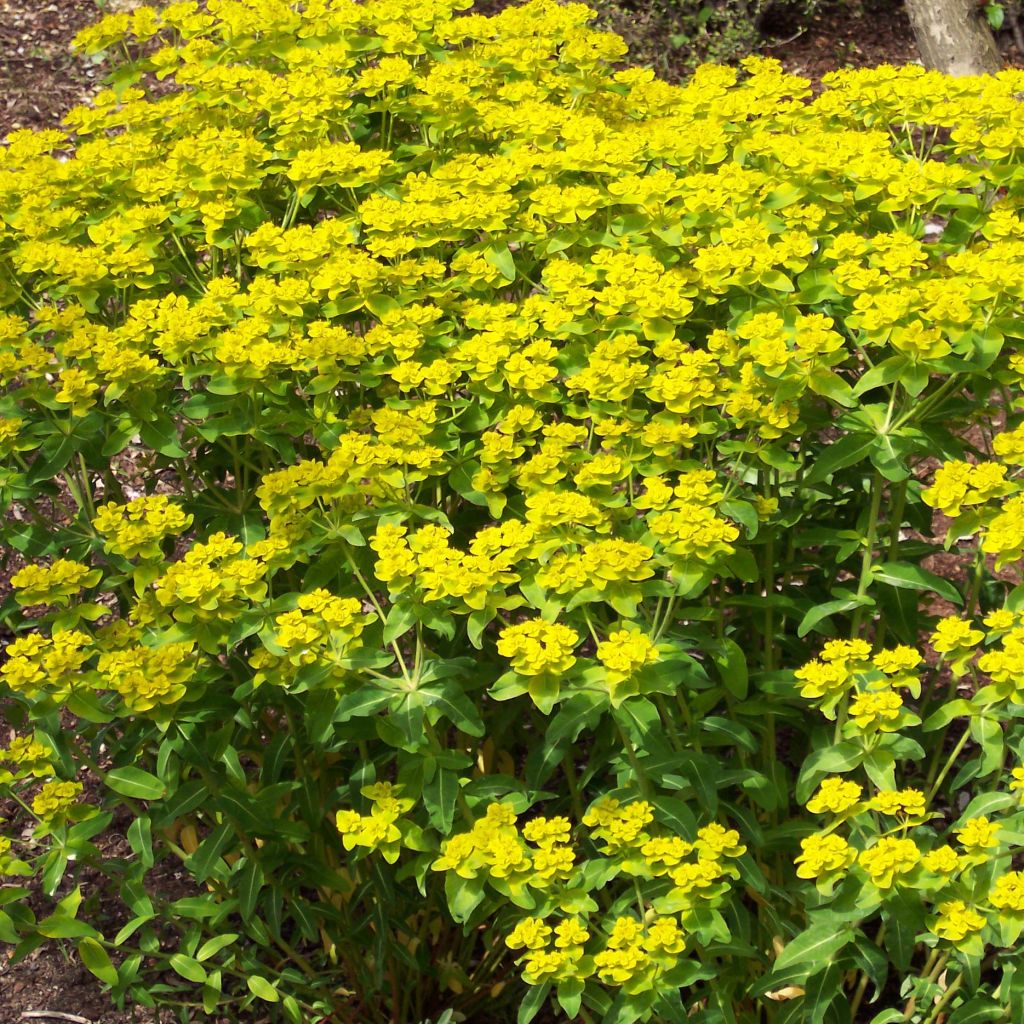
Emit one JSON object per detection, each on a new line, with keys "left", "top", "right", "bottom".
{"left": 1, "top": 2, "right": 1024, "bottom": 1022}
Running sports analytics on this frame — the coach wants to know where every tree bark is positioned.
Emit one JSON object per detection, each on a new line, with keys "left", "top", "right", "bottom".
{"left": 904, "top": 0, "right": 1002, "bottom": 76}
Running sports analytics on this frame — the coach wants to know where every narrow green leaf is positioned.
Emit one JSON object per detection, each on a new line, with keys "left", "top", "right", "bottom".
{"left": 802, "top": 962, "right": 841, "bottom": 1024}
{"left": 247, "top": 975, "right": 280, "bottom": 1003}
{"left": 78, "top": 938, "right": 118, "bottom": 987}
{"left": 873, "top": 562, "right": 962, "bottom": 605}
{"left": 518, "top": 982, "right": 550, "bottom": 1024}
{"left": 169, "top": 953, "right": 207, "bottom": 984}
{"left": 196, "top": 933, "right": 238, "bottom": 962}
{"left": 774, "top": 922, "right": 852, "bottom": 974}
{"left": 805, "top": 433, "right": 874, "bottom": 484}
{"left": 104, "top": 767, "right": 166, "bottom": 801}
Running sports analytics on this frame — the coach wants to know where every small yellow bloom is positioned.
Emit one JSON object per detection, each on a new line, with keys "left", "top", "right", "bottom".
{"left": 858, "top": 837, "right": 920, "bottom": 889}
{"left": 932, "top": 900, "right": 986, "bottom": 944}
{"left": 871, "top": 789, "right": 926, "bottom": 819}
{"left": 990, "top": 871, "right": 1024, "bottom": 912}
{"left": 807, "top": 777, "right": 863, "bottom": 815}
{"left": 931, "top": 617, "right": 984, "bottom": 654}
{"left": 922, "top": 846, "right": 960, "bottom": 876}
{"left": 795, "top": 834, "right": 855, "bottom": 880}
{"left": 955, "top": 816, "right": 1001, "bottom": 853}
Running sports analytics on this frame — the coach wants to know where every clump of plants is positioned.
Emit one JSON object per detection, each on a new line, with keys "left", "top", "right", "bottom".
{"left": 2, "top": 2, "right": 1024, "bottom": 1022}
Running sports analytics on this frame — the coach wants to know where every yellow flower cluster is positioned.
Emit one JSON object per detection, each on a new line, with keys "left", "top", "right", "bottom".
{"left": 93, "top": 496, "right": 193, "bottom": 561}
{"left": 335, "top": 783, "right": 416, "bottom": 864}
{"left": 0, "top": 630, "right": 92, "bottom": 700}
{"left": 31, "top": 779, "right": 83, "bottom": 822}
{"left": 432, "top": 803, "right": 575, "bottom": 893}
{"left": 11, "top": 559, "right": 101, "bottom": 606}
{"left": 794, "top": 639, "right": 920, "bottom": 728}
{"left": 497, "top": 620, "right": 580, "bottom": 678}
{"left": 98, "top": 640, "right": 196, "bottom": 713}
{"left": 0, "top": 735, "right": 52, "bottom": 786}
{"left": 7, "top": 0, "right": 1024, "bottom": 1016}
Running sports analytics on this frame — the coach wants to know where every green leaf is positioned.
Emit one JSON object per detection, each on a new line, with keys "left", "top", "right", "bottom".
{"left": 985, "top": 3, "right": 1005, "bottom": 30}
{"left": 237, "top": 858, "right": 263, "bottom": 922}
{"left": 104, "top": 767, "right": 166, "bottom": 801}
{"left": 805, "top": 433, "right": 874, "bottom": 484}
{"left": 383, "top": 601, "right": 417, "bottom": 643}
{"left": 651, "top": 796, "right": 697, "bottom": 840}
{"left": 873, "top": 562, "right": 962, "bottom": 605}
{"left": 247, "top": 975, "right": 280, "bottom": 1003}
{"left": 484, "top": 243, "right": 516, "bottom": 282}
{"left": 335, "top": 685, "right": 392, "bottom": 723}
{"left": 714, "top": 637, "right": 748, "bottom": 699}
{"left": 774, "top": 922, "right": 852, "bottom": 975}
{"left": 701, "top": 716, "right": 758, "bottom": 754}
{"left": 556, "top": 976, "right": 584, "bottom": 1018}
{"left": 796, "top": 742, "right": 864, "bottom": 803}
{"left": 196, "top": 933, "right": 238, "bottom": 961}
{"left": 797, "top": 594, "right": 873, "bottom": 638}
{"left": 882, "top": 890, "right": 925, "bottom": 971}
{"left": 169, "top": 953, "right": 207, "bottom": 984}
{"left": 423, "top": 766, "right": 458, "bottom": 834}
{"left": 802, "top": 962, "right": 841, "bottom": 1024}
{"left": 445, "top": 871, "right": 484, "bottom": 924}
{"left": 518, "top": 982, "right": 550, "bottom": 1024}
{"left": 78, "top": 938, "right": 118, "bottom": 987}
{"left": 947, "top": 995, "right": 1004, "bottom": 1024}
{"left": 127, "top": 816, "right": 154, "bottom": 869}
{"left": 185, "top": 822, "right": 234, "bottom": 882}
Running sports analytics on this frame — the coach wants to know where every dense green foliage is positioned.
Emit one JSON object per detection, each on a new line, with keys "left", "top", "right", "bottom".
{"left": 3, "top": 2, "right": 1024, "bottom": 1023}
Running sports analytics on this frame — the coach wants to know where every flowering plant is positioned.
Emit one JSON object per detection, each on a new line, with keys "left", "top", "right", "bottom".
{"left": 2, "top": 1, "right": 1024, "bottom": 1022}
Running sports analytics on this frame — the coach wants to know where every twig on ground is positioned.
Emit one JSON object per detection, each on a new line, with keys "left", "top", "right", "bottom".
{"left": 19, "top": 1013, "right": 95, "bottom": 1024}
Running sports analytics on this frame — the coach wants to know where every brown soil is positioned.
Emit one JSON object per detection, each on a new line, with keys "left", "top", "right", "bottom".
{"left": 0, "top": 0, "right": 103, "bottom": 137}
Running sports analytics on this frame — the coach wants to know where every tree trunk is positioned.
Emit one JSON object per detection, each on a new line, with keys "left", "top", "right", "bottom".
{"left": 904, "top": 0, "right": 1002, "bottom": 76}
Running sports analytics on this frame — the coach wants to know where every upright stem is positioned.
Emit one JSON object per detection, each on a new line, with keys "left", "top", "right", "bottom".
{"left": 836, "top": 471, "right": 884, "bottom": 741}
{"left": 614, "top": 716, "right": 652, "bottom": 799}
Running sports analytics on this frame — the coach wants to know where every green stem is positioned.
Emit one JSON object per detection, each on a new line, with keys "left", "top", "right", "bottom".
{"left": 926, "top": 728, "right": 971, "bottom": 802}
{"left": 563, "top": 752, "right": 585, "bottom": 822}
{"left": 922, "top": 973, "right": 964, "bottom": 1024}
{"left": 614, "top": 716, "right": 652, "bottom": 799}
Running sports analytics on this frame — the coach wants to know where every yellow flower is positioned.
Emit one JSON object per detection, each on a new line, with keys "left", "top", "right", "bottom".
{"left": 871, "top": 789, "right": 926, "bottom": 820}
{"left": 847, "top": 689, "right": 904, "bottom": 731}
{"left": 806, "top": 777, "right": 863, "bottom": 815}
{"left": 932, "top": 900, "right": 986, "bottom": 944}
{"left": 931, "top": 617, "right": 984, "bottom": 654}
{"left": 695, "top": 822, "right": 745, "bottom": 859}
{"left": 522, "top": 816, "right": 571, "bottom": 848}
{"left": 596, "top": 627, "right": 660, "bottom": 704}
{"left": 593, "top": 945, "right": 648, "bottom": 985}
{"left": 795, "top": 834, "right": 855, "bottom": 880}
{"left": 983, "top": 609, "right": 1016, "bottom": 632}
{"left": 11, "top": 559, "right": 100, "bottom": 606}
{"left": 554, "top": 918, "right": 590, "bottom": 949}
{"left": 990, "top": 871, "right": 1024, "bottom": 912}
{"left": 497, "top": 619, "right": 579, "bottom": 677}
{"left": 819, "top": 639, "right": 872, "bottom": 665}
{"left": 922, "top": 846, "right": 960, "bottom": 876}
{"left": 858, "top": 837, "right": 920, "bottom": 889}
{"left": 32, "top": 779, "right": 83, "bottom": 821}
{"left": 955, "top": 816, "right": 1001, "bottom": 854}
{"left": 794, "top": 660, "right": 849, "bottom": 700}
{"left": 506, "top": 917, "right": 552, "bottom": 951}
{"left": 873, "top": 646, "right": 922, "bottom": 675}
{"left": 643, "top": 917, "right": 686, "bottom": 956}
